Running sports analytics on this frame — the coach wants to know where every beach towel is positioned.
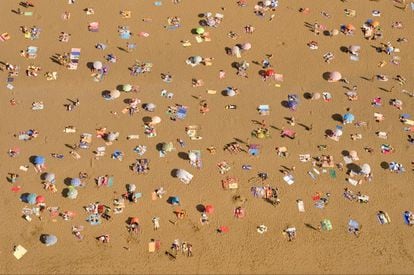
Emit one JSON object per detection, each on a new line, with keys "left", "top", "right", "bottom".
{"left": 27, "top": 46, "right": 38, "bottom": 59}
{"left": 274, "top": 74, "right": 284, "bottom": 82}
{"left": 86, "top": 214, "right": 101, "bottom": 225}
{"left": 403, "top": 211, "right": 413, "bottom": 225}
{"left": 283, "top": 175, "right": 294, "bottom": 185}
{"left": 297, "top": 200, "right": 305, "bottom": 212}
{"left": 377, "top": 212, "right": 391, "bottom": 224}
{"left": 88, "top": 22, "right": 99, "bottom": 32}
{"left": 120, "top": 31, "right": 131, "bottom": 39}
{"left": 350, "top": 54, "right": 359, "bottom": 61}
{"left": 258, "top": 105, "right": 270, "bottom": 115}
{"left": 329, "top": 169, "right": 336, "bottom": 179}
{"left": 68, "top": 48, "right": 81, "bottom": 70}
{"left": 13, "top": 245, "right": 27, "bottom": 260}
{"left": 165, "top": 25, "right": 180, "bottom": 30}
{"left": 189, "top": 150, "right": 202, "bottom": 168}
{"left": 0, "top": 32, "right": 11, "bottom": 42}
{"left": 195, "top": 36, "right": 203, "bottom": 43}
{"left": 308, "top": 171, "right": 317, "bottom": 180}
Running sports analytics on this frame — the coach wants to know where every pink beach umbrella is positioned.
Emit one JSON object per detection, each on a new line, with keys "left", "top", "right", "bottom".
{"left": 328, "top": 71, "right": 342, "bottom": 82}
{"left": 241, "top": 43, "right": 251, "bottom": 50}
{"left": 151, "top": 116, "right": 161, "bottom": 124}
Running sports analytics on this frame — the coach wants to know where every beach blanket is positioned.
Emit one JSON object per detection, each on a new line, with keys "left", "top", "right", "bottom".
{"left": 297, "top": 200, "right": 305, "bottom": 212}
{"left": 283, "top": 175, "right": 294, "bottom": 185}
{"left": 0, "top": 32, "right": 11, "bottom": 42}
{"left": 68, "top": 48, "right": 81, "bottom": 70}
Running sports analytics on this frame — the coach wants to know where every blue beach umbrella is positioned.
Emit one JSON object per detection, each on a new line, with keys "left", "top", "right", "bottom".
{"left": 343, "top": 113, "right": 355, "bottom": 123}
{"left": 70, "top": 178, "right": 81, "bottom": 187}
{"left": 34, "top": 156, "right": 45, "bottom": 165}
{"left": 40, "top": 234, "right": 58, "bottom": 246}
{"left": 20, "top": 193, "right": 37, "bottom": 204}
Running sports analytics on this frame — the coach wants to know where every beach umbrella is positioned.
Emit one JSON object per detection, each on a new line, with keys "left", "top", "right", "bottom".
{"left": 241, "top": 43, "right": 251, "bottom": 50}
{"left": 346, "top": 24, "right": 355, "bottom": 30}
{"left": 189, "top": 56, "right": 202, "bottom": 65}
{"left": 127, "top": 183, "right": 136, "bottom": 193}
{"left": 123, "top": 84, "right": 132, "bottom": 92}
{"left": 151, "top": 116, "right": 161, "bottom": 124}
{"left": 40, "top": 234, "right": 58, "bottom": 246}
{"left": 162, "top": 142, "right": 174, "bottom": 152}
{"left": 109, "top": 89, "right": 121, "bottom": 99}
{"left": 311, "top": 92, "right": 321, "bottom": 100}
{"left": 343, "top": 113, "right": 355, "bottom": 123}
{"left": 349, "top": 45, "right": 360, "bottom": 53}
{"left": 33, "top": 155, "right": 45, "bottom": 165}
{"left": 36, "top": 195, "right": 45, "bottom": 204}
{"left": 265, "top": 69, "right": 275, "bottom": 77}
{"left": 288, "top": 94, "right": 299, "bottom": 102}
{"left": 130, "top": 217, "right": 139, "bottom": 224}
{"left": 27, "top": 193, "right": 37, "bottom": 204}
{"left": 231, "top": 46, "right": 241, "bottom": 56}
{"left": 218, "top": 226, "right": 229, "bottom": 233}
{"left": 93, "top": 61, "right": 103, "bottom": 70}
{"left": 70, "top": 178, "right": 81, "bottom": 187}
{"left": 226, "top": 88, "right": 236, "bottom": 97}
{"left": 372, "top": 21, "right": 380, "bottom": 28}
{"left": 176, "top": 169, "right": 191, "bottom": 179}
{"left": 328, "top": 71, "right": 342, "bottom": 82}
{"left": 361, "top": 163, "right": 371, "bottom": 175}
{"left": 67, "top": 186, "right": 78, "bottom": 199}
{"left": 44, "top": 173, "right": 56, "bottom": 184}
{"left": 188, "top": 152, "right": 197, "bottom": 162}
{"left": 170, "top": 196, "right": 180, "bottom": 205}
{"left": 287, "top": 100, "right": 298, "bottom": 110}
{"left": 144, "top": 103, "right": 156, "bottom": 112}
{"left": 349, "top": 150, "right": 359, "bottom": 160}
{"left": 107, "top": 132, "right": 118, "bottom": 142}
{"left": 331, "top": 29, "right": 339, "bottom": 36}
{"left": 204, "top": 204, "right": 214, "bottom": 214}
{"left": 334, "top": 128, "right": 343, "bottom": 137}
{"left": 196, "top": 27, "right": 205, "bottom": 35}
{"left": 21, "top": 193, "right": 37, "bottom": 204}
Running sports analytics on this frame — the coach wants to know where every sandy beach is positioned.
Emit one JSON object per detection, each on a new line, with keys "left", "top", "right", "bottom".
{"left": 1, "top": 0, "right": 414, "bottom": 274}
